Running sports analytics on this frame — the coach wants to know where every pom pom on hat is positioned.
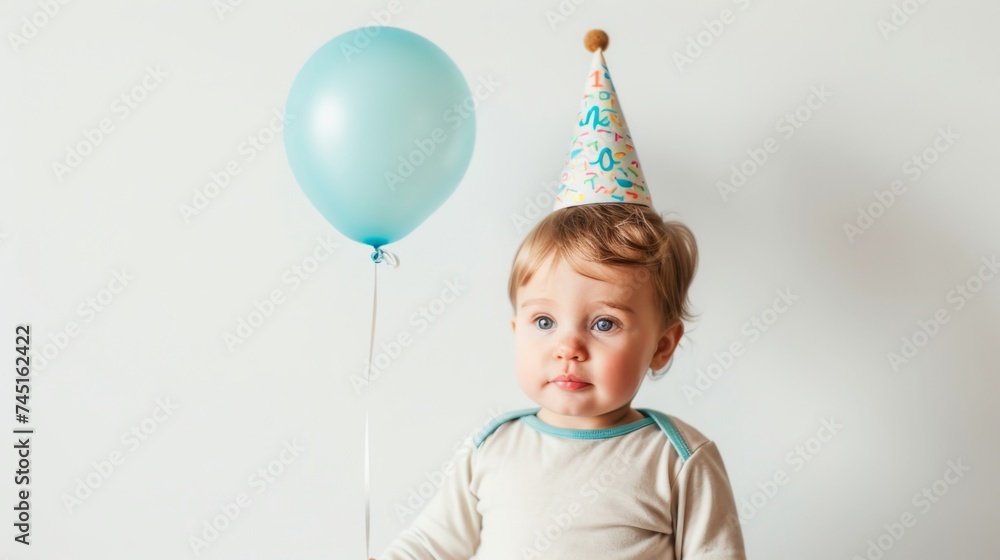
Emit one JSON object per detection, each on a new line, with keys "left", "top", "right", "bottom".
{"left": 584, "top": 29, "right": 608, "bottom": 52}
{"left": 553, "top": 30, "right": 651, "bottom": 211}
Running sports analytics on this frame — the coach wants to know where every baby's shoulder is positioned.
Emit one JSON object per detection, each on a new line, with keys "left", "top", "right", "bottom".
{"left": 636, "top": 408, "right": 714, "bottom": 462}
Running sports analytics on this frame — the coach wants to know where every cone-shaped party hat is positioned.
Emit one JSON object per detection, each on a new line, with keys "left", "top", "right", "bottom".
{"left": 553, "top": 30, "right": 651, "bottom": 211}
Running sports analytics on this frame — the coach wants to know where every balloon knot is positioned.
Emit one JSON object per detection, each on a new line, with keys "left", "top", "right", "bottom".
{"left": 370, "top": 247, "right": 400, "bottom": 268}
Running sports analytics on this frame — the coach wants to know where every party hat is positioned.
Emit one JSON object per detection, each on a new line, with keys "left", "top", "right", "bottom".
{"left": 553, "top": 30, "right": 651, "bottom": 211}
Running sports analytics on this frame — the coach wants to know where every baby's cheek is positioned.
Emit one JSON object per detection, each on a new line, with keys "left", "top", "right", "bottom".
{"left": 514, "top": 338, "right": 544, "bottom": 365}
{"left": 513, "top": 366, "right": 540, "bottom": 398}
{"left": 602, "top": 357, "right": 645, "bottom": 393}
{"left": 511, "top": 355, "right": 530, "bottom": 383}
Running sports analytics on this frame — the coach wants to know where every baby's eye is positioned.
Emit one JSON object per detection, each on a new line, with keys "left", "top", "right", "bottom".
{"left": 534, "top": 316, "right": 554, "bottom": 330}
{"left": 594, "top": 318, "right": 617, "bottom": 332}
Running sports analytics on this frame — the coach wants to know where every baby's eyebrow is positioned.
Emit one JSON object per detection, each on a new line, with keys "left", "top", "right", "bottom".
{"left": 519, "top": 297, "right": 552, "bottom": 309}
{"left": 598, "top": 300, "right": 635, "bottom": 315}
{"left": 520, "top": 297, "right": 634, "bottom": 315}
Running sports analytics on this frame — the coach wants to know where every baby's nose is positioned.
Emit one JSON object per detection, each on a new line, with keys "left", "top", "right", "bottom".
{"left": 554, "top": 336, "right": 587, "bottom": 361}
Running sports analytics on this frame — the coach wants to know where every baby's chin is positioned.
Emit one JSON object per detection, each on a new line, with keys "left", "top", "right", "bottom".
{"left": 535, "top": 391, "right": 608, "bottom": 416}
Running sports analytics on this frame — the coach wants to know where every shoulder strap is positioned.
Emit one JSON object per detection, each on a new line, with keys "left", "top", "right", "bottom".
{"left": 637, "top": 408, "right": 693, "bottom": 460}
{"left": 474, "top": 408, "right": 540, "bottom": 448}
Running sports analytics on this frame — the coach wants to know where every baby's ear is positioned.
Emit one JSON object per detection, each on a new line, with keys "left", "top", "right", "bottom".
{"left": 510, "top": 316, "right": 516, "bottom": 333}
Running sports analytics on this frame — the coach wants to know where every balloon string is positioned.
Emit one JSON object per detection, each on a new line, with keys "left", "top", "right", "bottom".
{"left": 365, "top": 247, "right": 399, "bottom": 559}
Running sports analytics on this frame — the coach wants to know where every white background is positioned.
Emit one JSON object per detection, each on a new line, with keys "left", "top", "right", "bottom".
{"left": 2, "top": 0, "right": 999, "bottom": 558}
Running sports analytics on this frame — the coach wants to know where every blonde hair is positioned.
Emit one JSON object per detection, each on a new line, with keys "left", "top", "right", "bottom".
{"left": 507, "top": 203, "right": 699, "bottom": 330}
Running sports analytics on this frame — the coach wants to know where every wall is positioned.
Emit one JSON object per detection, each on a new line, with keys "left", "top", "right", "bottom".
{"left": 2, "top": 0, "right": 998, "bottom": 558}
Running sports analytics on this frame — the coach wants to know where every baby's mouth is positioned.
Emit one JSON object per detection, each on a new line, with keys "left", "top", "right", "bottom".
{"left": 551, "top": 375, "right": 592, "bottom": 391}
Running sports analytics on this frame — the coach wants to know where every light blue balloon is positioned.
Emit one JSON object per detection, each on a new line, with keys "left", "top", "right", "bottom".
{"left": 284, "top": 26, "right": 476, "bottom": 248}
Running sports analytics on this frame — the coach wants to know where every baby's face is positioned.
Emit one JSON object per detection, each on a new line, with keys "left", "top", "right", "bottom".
{"left": 511, "top": 257, "right": 680, "bottom": 429}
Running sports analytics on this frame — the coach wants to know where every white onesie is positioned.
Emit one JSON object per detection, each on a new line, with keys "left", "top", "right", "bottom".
{"left": 379, "top": 407, "right": 747, "bottom": 559}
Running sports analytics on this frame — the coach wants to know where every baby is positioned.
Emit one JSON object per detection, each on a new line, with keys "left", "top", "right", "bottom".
{"left": 375, "top": 202, "right": 747, "bottom": 559}
{"left": 376, "top": 27, "right": 746, "bottom": 559}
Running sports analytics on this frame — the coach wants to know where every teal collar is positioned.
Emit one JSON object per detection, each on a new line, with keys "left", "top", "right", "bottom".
{"left": 474, "top": 407, "right": 693, "bottom": 459}
{"left": 521, "top": 409, "right": 655, "bottom": 440}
